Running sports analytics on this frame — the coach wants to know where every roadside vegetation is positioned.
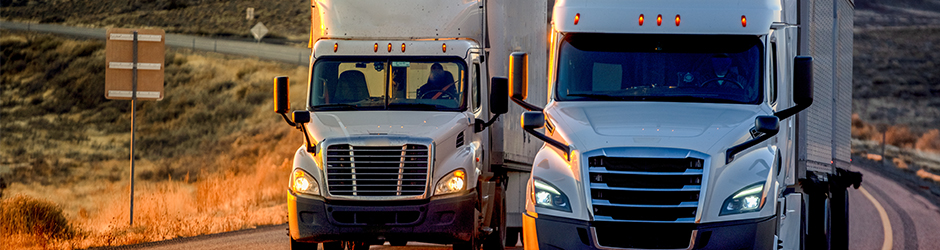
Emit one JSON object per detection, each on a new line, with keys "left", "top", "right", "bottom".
{"left": 1, "top": 30, "right": 307, "bottom": 249}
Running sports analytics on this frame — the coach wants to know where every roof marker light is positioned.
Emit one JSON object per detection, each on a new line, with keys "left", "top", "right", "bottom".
{"left": 675, "top": 15, "right": 681, "bottom": 26}
{"left": 657, "top": 14, "right": 662, "bottom": 26}
{"left": 639, "top": 14, "right": 644, "bottom": 26}
{"left": 401, "top": 43, "right": 406, "bottom": 52}
{"left": 333, "top": 43, "right": 338, "bottom": 52}
{"left": 442, "top": 43, "right": 447, "bottom": 53}
{"left": 742, "top": 15, "right": 747, "bottom": 27}
{"left": 373, "top": 43, "right": 378, "bottom": 52}
{"left": 574, "top": 13, "right": 580, "bottom": 25}
{"left": 387, "top": 43, "right": 392, "bottom": 52}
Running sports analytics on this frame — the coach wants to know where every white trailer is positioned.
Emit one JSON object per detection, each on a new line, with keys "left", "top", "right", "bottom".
{"left": 273, "top": 0, "right": 549, "bottom": 249}
{"left": 507, "top": 0, "right": 862, "bottom": 249}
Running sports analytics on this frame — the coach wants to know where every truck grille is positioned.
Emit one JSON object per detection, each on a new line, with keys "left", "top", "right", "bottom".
{"left": 325, "top": 144, "right": 430, "bottom": 197}
{"left": 588, "top": 157, "right": 704, "bottom": 222}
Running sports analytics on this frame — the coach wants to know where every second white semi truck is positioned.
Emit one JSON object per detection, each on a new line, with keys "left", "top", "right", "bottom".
{"left": 509, "top": 0, "right": 863, "bottom": 249}
{"left": 273, "top": 0, "right": 551, "bottom": 249}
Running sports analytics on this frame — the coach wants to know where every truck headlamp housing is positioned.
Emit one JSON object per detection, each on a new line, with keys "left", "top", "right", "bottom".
{"left": 435, "top": 169, "right": 466, "bottom": 195}
{"left": 720, "top": 182, "right": 764, "bottom": 215}
{"left": 531, "top": 178, "right": 571, "bottom": 212}
{"left": 291, "top": 169, "right": 320, "bottom": 196}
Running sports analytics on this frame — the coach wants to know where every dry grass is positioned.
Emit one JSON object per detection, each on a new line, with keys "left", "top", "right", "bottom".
{"left": 1, "top": 30, "right": 309, "bottom": 249}
{"left": 916, "top": 169, "right": 940, "bottom": 183}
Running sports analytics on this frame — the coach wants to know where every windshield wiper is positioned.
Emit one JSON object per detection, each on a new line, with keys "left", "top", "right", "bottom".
{"left": 312, "top": 104, "right": 359, "bottom": 110}
{"left": 565, "top": 93, "right": 632, "bottom": 101}
{"left": 386, "top": 103, "right": 444, "bottom": 111}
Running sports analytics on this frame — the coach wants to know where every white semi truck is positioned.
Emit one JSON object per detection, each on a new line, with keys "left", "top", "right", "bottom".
{"left": 273, "top": 0, "right": 550, "bottom": 249}
{"left": 509, "top": 0, "right": 863, "bottom": 249}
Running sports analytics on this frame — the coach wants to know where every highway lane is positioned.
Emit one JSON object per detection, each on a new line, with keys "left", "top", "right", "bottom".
{"left": 0, "top": 21, "right": 311, "bottom": 66}
{"left": 850, "top": 166, "right": 940, "bottom": 250}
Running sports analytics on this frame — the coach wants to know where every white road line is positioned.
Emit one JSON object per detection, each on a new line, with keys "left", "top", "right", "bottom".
{"left": 859, "top": 186, "right": 893, "bottom": 250}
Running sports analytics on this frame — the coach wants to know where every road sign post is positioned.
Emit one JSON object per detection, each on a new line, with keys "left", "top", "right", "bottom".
{"left": 105, "top": 28, "right": 165, "bottom": 225}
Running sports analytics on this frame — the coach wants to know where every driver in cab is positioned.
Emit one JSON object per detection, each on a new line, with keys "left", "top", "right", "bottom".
{"left": 417, "top": 63, "right": 457, "bottom": 99}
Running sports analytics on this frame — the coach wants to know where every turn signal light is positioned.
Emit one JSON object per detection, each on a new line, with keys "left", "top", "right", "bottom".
{"left": 675, "top": 15, "right": 681, "bottom": 26}
{"left": 639, "top": 14, "right": 644, "bottom": 26}
{"left": 657, "top": 14, "right": 663, "bottom": 26}
{"left": 401, "top": 43, "right": 406, "bottom": 52}
{"left": 442, "top": 43, "right": 447, "bottom": 53}
{"left": 387, "top": 43, "right": 392, "bottom": 52}
{"left": 373, "top": 43, "right": 378, "bottom": 52}
{"left": 742, "top": 15, "right": 747, "bottom": 27}
{"left": 333, "top": 43, "right": 338, "bottom": 52}
{"left": 574, "top": 13, "right": 580, "bottom": 25}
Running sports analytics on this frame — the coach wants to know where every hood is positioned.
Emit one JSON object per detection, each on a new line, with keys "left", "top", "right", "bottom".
{"left": 547, "top": 102, "right": 770, "bottom": 155}
{"left": 303, "top": 110, "right": 471, "bottom": 142}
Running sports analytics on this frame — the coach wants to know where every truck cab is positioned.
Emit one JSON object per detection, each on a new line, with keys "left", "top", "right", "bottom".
{"left": 273, "top": 0, "right": 551, "bottom": 249}
{"left": 511, "top": 0, "right": 860, "bottom": 249}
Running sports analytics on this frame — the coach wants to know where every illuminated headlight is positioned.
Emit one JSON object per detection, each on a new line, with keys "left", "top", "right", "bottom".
{"left": 720, "top": 182, "right": 764, "bottom": 215}
{"left": 435, "top": 169, "right": 466, "bottom": 195}
{"left": 291, "top": 169, "right": 320, "bottom": 196}
{"left": 531, "top": 178, "right": 571, "bottom": 212}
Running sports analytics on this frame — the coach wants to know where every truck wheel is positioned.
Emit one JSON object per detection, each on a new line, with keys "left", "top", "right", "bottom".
{"left": 483, "top": 184, "right": 506, "bottom": 250}
{"left": 454, "top": 207, "right": 482, "bottom": 250}
{"left": 321, "top": 241, "right": 369, "bottom": 250}
{"left": 505, "top": 228, "right": 520, "bottom": 246}
{"left": 830, "top": 188, "right": 849, "bottom": 250}
{"left": 805, "top": 192, "right": 831, "bottom": 250}
{"left": 289, "top": 238, "right": 318, "bottom": 250}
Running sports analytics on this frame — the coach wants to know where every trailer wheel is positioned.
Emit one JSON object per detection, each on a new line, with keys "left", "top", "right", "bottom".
{"left": 830, "top": 186, "right": 850, "bottom": 250}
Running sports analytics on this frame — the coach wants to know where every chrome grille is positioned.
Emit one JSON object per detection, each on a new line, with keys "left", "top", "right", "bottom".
{"left": 325, "top": 144, "right": 430, "bottom": 197}
{"left": 589, "top": 157, "right": 704, "bottom": 222}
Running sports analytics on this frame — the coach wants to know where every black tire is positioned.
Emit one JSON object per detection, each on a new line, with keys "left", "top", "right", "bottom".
{"left": 483, "top": 184, "right": 506, "bottom": 250}
{"left": 830, "top": 188, "right": 850, "bottom": 250}
{"left": 322, "top": 241, "right": 369, "bottom": 250}
{"left": 454, "top": 207, "right": 482, "bottom": 250}
{"left": 389, "top": 240, "right": 407, "bottom": 246}
{"left": 505, "top": 228, "right": 521, "bottom": 247}
{"left": 805, "top": 192, "right": 831, "bottom": 250}
{"left": 289, "top": 237, "right": 318, "bottom": 250}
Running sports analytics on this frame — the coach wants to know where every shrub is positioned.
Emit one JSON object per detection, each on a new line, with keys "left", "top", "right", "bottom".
{"left": 0, "top": 194, "right": 73, "bottom": 239}
{"left": 916, "top": 129, "right": 940, "bottom": 154}
{"left": 886, "top": 125, "right": 918, "bottom": 149}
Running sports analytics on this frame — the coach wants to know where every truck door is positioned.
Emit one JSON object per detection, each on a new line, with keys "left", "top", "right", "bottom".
{"left": 470, "top": 50, "right": 490, "bottom": 167}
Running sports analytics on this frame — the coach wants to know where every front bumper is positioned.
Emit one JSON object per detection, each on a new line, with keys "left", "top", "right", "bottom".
{"left": 288, "top": 191, "right": 477, "bottom": 244}
{"left": 525, "top": 212, "right": 776, "bottom": 250}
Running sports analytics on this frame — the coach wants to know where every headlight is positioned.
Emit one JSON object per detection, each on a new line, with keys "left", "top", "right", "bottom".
{"left": 435, "top": 169, "right": 466, "bottom": 195}
{"left": 720, "top": 182, "right": 764, "bottom": 215}
{"left": 291, "top": 169, "right": 320, "bottom": 196}
{"left": 531, "top": 178, "right": 571, "bottom": 212}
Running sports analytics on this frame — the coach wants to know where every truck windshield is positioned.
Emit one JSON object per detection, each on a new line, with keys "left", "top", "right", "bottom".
{"left": 309, "top": 58, "right": 467, "bottom": 111}
{"left": 556, "top": 34, "right": 763, "bottom": 104}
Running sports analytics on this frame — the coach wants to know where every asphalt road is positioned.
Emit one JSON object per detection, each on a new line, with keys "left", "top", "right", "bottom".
{"left": 8, "top": 21, "right": 940, "bottom": 250}
{"left": 0, "top": 21, "right": 311, "bottom": 66}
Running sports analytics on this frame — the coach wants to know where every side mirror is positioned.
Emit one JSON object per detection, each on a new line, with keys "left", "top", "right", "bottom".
{"left": 509, "top": 52, "right": 528, "bottom": 101}
{"left": 521, "top": 111, "right": 545, "bottom": 130}
{"left": 793, "top": 56, "right": 814, "bottom": 107}
{"left": 293, "top": 110, "right": 310, "bottom": 124}
{"left": 274, "top": 76, "right": 290, "bottom": 114}
{"left": 490, "top": 77, "right": 509, "bottom": 115}
{"left": 755, "top": 115, "right": 779, "bottom": 134}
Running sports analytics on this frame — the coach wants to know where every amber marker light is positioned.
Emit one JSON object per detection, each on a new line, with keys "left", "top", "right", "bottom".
{"left": 574, "top": 13, "right": 580, "bottom": 25}
{"left": 675, "top": 15, "right": 681, "bottom": 26}
{"left": 401, "top": 43, "right": 406, "bottom": 52}
{"left": 639, "top": 14, "right": 645, "bottom": 26}
{"left": 442, "top": 43, "right": 447, "bottom": 53}
{"left": 742, "top": 15, "right": 747, "bottom": 27}
{"left": 333, "top": 43, "right": 338, "bottom": 52}
{"left": 657, "top": 14, "right": 663, "bottom": 26}
{"left": 373, "top": 43, "right": 378, "bottom": 52}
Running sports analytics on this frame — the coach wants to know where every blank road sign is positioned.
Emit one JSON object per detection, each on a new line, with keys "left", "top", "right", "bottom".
{"left": 105, "top": 28, "right": 165, "bottom": 100}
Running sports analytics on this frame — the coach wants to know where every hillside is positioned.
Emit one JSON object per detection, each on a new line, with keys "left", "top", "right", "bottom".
{"left": 1, "top": 30, "right": 308, "bottom": 249}
{"left": 0, "top": 0, "right": 310, "bottom": 42}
